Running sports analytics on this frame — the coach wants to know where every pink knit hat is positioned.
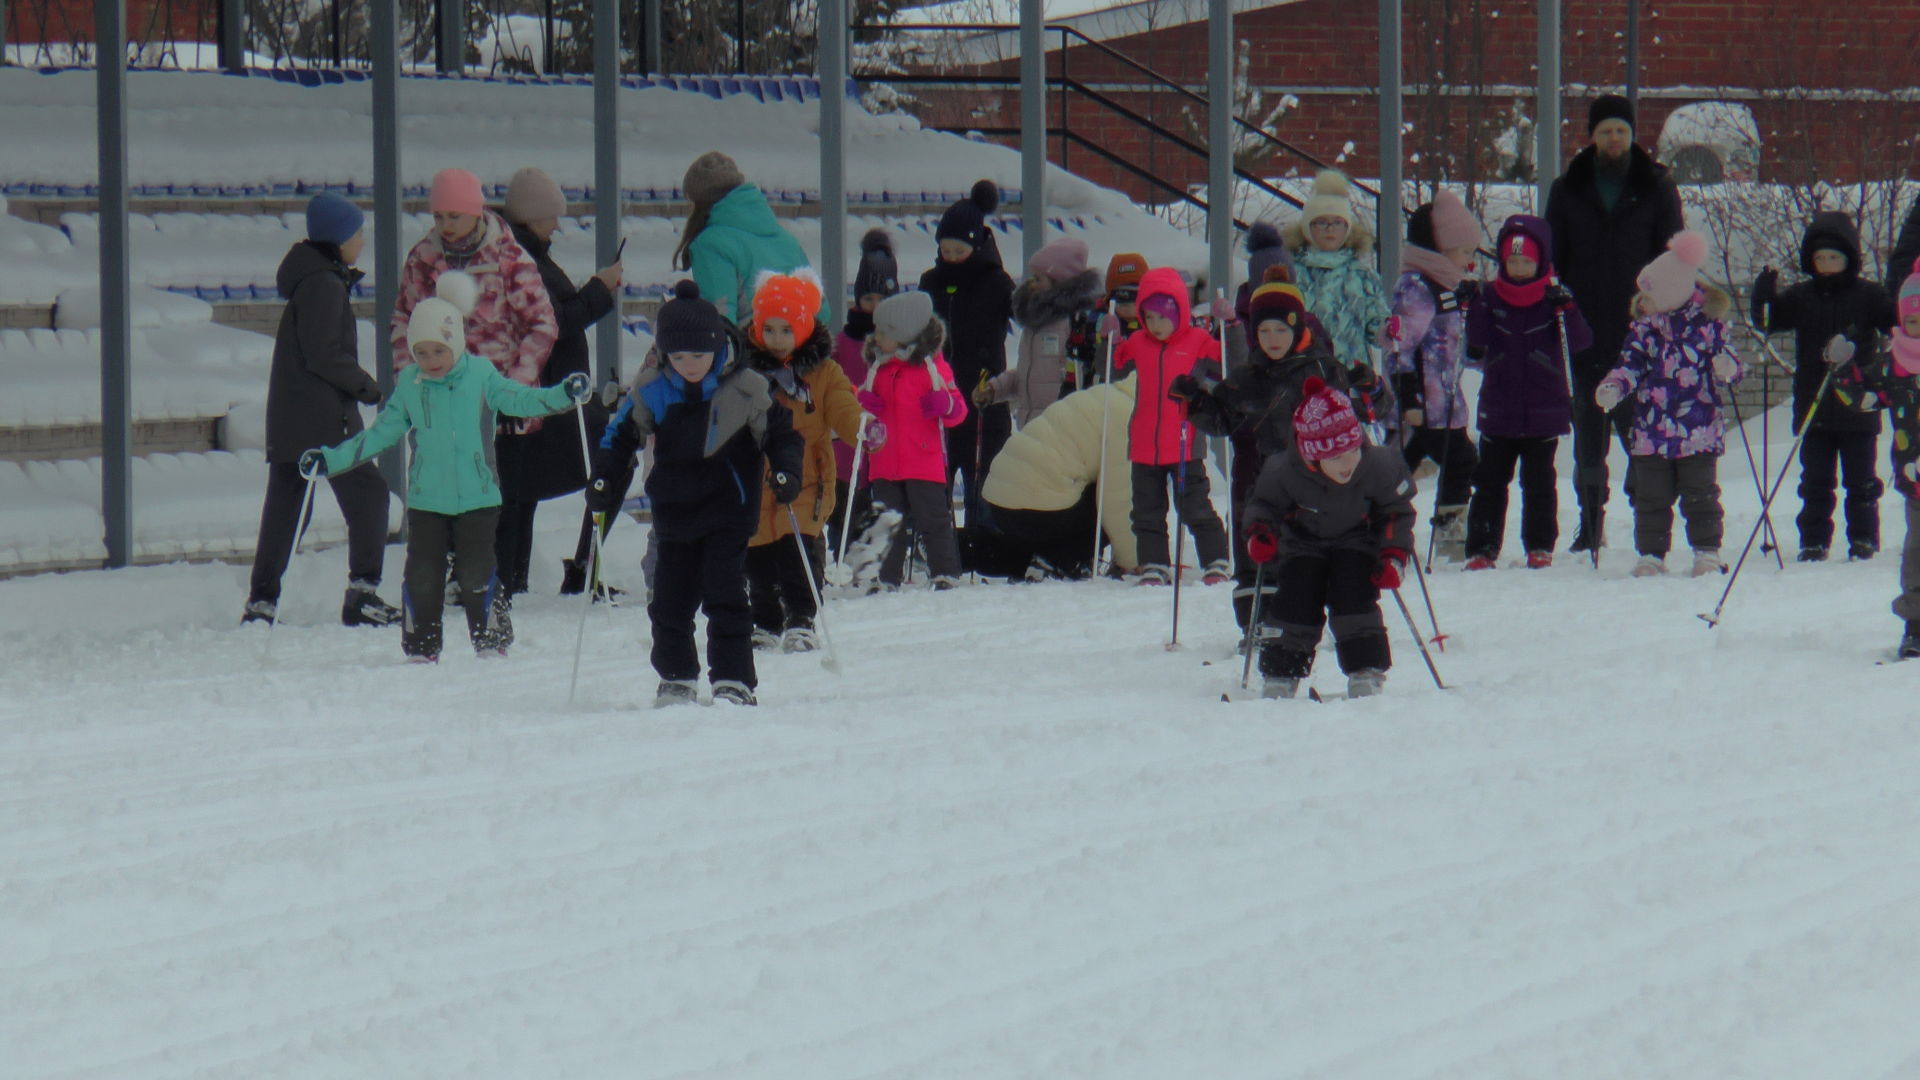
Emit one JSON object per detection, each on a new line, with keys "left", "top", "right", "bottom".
{"left": 1429, "top": 190, "right": 1480, "bottom": 253}
{"left": 1027, "top": 237, "right": 1089, "bottom": 281}
{"left": 1637, "top": 231, "right": 1711, "bottom": 314}
{"left": 1897, "top": 258, "right": 1920, "bottom": 322}
{"left": 429, "top": 168, "right": 485, "bottom": 218}
{"left": 1293, "top": 376, "right": 1364, "bottom": 462}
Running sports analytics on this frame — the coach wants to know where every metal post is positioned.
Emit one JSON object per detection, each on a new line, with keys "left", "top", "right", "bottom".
{"left": 593, "top": 0, "right": 620, "bottom": 385}
{"left": 372, "top": 0, "right": 404, "bottom": 494}
{"left": 1536, "top": 0, "right": 1561, "bottom": 214}
{"left": 736, "top": 0, "right": 745, "bottom": 73}
{"left": 1, "top": 0, "right": 9, "bottom": 64}
{"left": 97, "top": 0, "right": 131, "bottom": 568}
{"left": 218, "top": 0, "right": 244, "bottom": 73}
{"left": 438, "top": 0, "right": 463, "bottom": 74}
{"left": 643, "top": 0, "right": 662, "bottom": 75}
{"left": 820, "top": 0, "right": 848, "bottom": 329}
{"left": 1207, "top": 0, "right": 1231, "bottom": 311}
{"left": 1378, "top": 0, "right": 1403, "bottom": 279}
{"left": 1019, "top": 0, "right": 1045, "bottom": 269}
{"left": 1625, "top": 0, "right": 1640, "bottom": 113}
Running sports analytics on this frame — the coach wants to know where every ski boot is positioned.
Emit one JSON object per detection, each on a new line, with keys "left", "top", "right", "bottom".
{"left": 1690, "top": 549, "right": 1725, "bottom": 577}
{"left": 654, "top": 679, "right": 699, "bottom": 708}
{"left": 931, "top": 576, "right": 962, "bottom": 591}
{"left": 1900, "top": 622, "right": 1920, "bottom": 661}
{"left": 711, "top": 680, "right": 758, "bottom": 706}
{"left": 240, "top": 598, "right": 277, "bottom": 626}
{"left": 1432, "top": 505, "right": 1468, "bottom": 563}
{"left": 1570, "top": 509, "right": 1605, "bottom": 555}
{"left": 1261, "top": 676, "right": 1301, "bottom": 700}
{"left": 1464, "top": 554, "right": 1497, "bottom": 572}
{"left": 1797, "top": 546, "right": 1829, "bottom": 563}
{"left": 342, "top": 581, "right": 401, "bottom": 627}
{"left": 1850, "top": 540, "right": 1879, "bottom": 561}
{"left": 1525, "top": 550, "right": 1553, "bottom": 569}
{"left": 1201, "top": 560, "right": 1233, "bottom": 586}
{"left": 1136, "top": 564, "right": 1173, "bottom": 586}
{"left": 751, "top": 628, "right": 782, "bottom": 651}
{"left": 781, "top": 626, "right": 819, "bottom": 654}
{"left": 1348, "top": 669, "right": 1387, "bottom": 698}
{"left": 1631, "top": 555, "right": 1667, "bottom": 578}
{"left": 865, "top": 581, "right": 900, "bottom": 597}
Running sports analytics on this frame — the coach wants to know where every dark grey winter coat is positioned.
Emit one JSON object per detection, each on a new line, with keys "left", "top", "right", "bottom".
{"left": 1753, "top": 212, "right": 1896, "bottom": 434}
{"left": 494, "top": 222, "right": 618, "bottom": 501}
{"left": 1544, "top": 144, "right": 1686, "bottom": 376}
{"left": 265, "top": 241, "right": 380, "bottom": 464}
{"left": 1242, "top": 445, "right": 1417, "bottom": 560}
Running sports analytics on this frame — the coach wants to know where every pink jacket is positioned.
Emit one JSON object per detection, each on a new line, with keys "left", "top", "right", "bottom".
{"left": 1117, "top": 267, "right": 1218, "bottom": 465}
{"left": 832, "top": 329, "right": 871, "bottom": 483}
{"left": 865, "top": 324, "right": 967, "bottom": 485}
{"left": 390, "top": 211, "right": 559, "bottom": 385}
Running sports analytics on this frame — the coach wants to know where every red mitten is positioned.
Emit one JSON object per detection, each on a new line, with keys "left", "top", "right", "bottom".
{"left": 1246, "top": 522, "right": 1278, "bottom": 565}
{"left": 1371, "top": 548, "right": 1409, "bottom": 590}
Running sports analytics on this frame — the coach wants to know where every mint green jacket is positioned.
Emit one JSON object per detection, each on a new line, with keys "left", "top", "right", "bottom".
{"left": 689, "top": 184, "right": 815, "bottom": 322}
{"left": 319, "top": 354, "right": 576, "bottom": 516}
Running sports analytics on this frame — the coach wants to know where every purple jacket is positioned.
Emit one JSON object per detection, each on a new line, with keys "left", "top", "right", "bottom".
{"left": 1465, "top": 289, "right": 1593, "bottom": 440}
{"left": 1598, "top": 287, "right": 1744, "bottom": 459}
{"left": 1386, "top": 270, "right": 1470, "bottom": 429}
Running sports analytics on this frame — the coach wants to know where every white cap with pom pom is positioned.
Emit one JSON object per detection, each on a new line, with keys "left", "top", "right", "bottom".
{"left": 406, "top": 271, "right": 477, "bottom": 354}
{"left": 1637, "top": 230, "right": 1711, "bottom": 315}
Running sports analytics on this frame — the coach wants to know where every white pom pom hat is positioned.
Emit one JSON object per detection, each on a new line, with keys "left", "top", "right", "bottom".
{"left": 407, "top": 270, "right": 477, "bottom": 354}
{"left": 1637, "top": 231, "right": 1711, "bottom": 314}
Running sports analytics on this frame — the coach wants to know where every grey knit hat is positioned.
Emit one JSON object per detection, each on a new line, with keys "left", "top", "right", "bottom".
{"left": 683, "top": 151, "right": 746, "bottom": 206}
{"left": 873, "top": 290, "right": 934, "bottom": 345}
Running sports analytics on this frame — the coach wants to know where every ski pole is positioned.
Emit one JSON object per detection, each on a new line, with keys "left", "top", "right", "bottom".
{"left": 568, "top": 402, "right": 609, "bottom": 706}
{"left": 1390, "top": 586, "right": 1447, "bottom": 690}
{"left": 785, "top": 506, "right": 843, "bottom": 675}
{"left": 1407, "top": 552, "right": 1448, "bottom": 652}
{"left": 1701, "top": 362, "right": 1840, "bottom": 628}
{"left": 263, "top": 470, "right": 323, "bottom": 656}
{"left": 1168, "top": 426, "right": 1188, "bottom": 651}
{"left": 1739, "top": 302, "right": 1800, "bottom": 561}
{"left": 1723, "top": 380, "right": 1785, "bottom": 570}
{"left": 1239, "top": 560, "right": 1266, "bottom": 691}
{"left": 1091, "top": 300, "right": 1116, "bottom": 575}
{"left": 831, "top": 415, "right": 870, "bottom": 582}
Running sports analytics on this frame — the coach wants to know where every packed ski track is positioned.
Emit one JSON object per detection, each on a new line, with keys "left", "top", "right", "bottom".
{"left": 8, "top": 437, "right": 1920, "bottom": 1077}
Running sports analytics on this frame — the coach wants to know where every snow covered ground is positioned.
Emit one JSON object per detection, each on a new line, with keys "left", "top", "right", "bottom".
{"left": 7, "top": 414, "right": 1920, "bottom": 1077}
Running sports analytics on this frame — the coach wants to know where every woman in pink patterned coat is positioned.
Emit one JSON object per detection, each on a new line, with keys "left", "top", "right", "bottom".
{"left": 389, "top": 168, "right": 558, "bottom": 386}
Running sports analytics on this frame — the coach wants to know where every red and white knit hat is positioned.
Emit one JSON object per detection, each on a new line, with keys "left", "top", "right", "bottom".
{"left": 1293, "top": 376, "right": 1363, "bottom": 461}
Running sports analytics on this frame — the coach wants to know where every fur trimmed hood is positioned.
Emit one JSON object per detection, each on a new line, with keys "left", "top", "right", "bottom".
{"left": 1012, "top": 268, "right": 1102, "bottom": 330}
{"left": 746, "top": 322, "right": 835, "bottom": 377}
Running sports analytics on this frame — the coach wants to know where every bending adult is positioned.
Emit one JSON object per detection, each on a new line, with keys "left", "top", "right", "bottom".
{"left": 920, "top": 180, "right": 1015, "bottom": 526}
{"left": 1889, "top": 193, "right": 1920, "bottom": 294}
{"left": 971, "top": 373, "right": 1139, "bottom": 580}
{"left": 1545, "top": 94, "right": 1686, "bottom": 554}
{"left": 495, "top": 167, "right": 625, "bottom": 596}
{"left": 673, "top": 151, "right": 814, "bottom": 323}
{"left": 390, "top": 168, "right": 557, "bottom": 382}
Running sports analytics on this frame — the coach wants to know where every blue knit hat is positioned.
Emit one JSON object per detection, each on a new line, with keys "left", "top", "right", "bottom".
{"left": 305, "top": 192, "right": 364, "bottom": 246}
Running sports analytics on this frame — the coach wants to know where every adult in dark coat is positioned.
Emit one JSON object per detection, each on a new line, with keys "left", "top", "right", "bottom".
{"left": 494, "top": 167, "right": 623, "bottom": 596}
{"left": 1544, "top": 94, "right": 1687, "bottom": 553}
{"left": 244, "top": 193, "right": 397, "bottom": 628}
{"left": 1889, "top": 194, "right": 1920, "bottom": 296}
{"left": 1753, "top": 211, "right": 1897, "bottom": 558}
{"left": 920, "top": 180, "right": 1016, "bottom": 526}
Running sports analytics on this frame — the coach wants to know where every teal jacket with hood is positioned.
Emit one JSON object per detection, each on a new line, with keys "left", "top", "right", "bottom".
{"left": 689, "top": 184, "right": 817, "bottom": 322}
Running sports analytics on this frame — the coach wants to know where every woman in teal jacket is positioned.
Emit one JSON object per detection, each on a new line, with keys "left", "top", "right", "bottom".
{"left": 675, "top": 151, "right": 817, "bottom": 323}
{"left": 304, "top": 280, "right": 588, "bottom": 661}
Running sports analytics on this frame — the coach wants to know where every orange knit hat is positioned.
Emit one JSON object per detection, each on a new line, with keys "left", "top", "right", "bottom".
{"left": 749, "top": 269, "right": 823, "bottom": 348}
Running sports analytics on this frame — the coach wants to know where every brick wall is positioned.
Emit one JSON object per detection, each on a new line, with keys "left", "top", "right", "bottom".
{"left": 7, "top": 0, "right": 212, "bottom": 49}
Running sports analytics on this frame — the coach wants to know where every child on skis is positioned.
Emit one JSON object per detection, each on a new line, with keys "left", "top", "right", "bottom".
{"left": 857, "top": 290, "right": 969, "bottom": 592}
{"left": 586, "top": 281, "right": 804, "bottom": 707}
{"left": 1594, "top": 231, "right": 1743, "bottom": 578}
{"left": 1241, "top": 377, "right": 1417, "bottom": 699}
{"left": 1099, "top": 252, "right": 1147, "bottom": 378}
{"left": 1751, "top": 212, "right": 1898, "bottom": 562}
{"left": 975, "top": 237, "right": 1103, "bottom": 425}
{"left": 829, "top": 228, "right": 898, "bottom": 561}
{"left": 744, "top": 270, "right": 863, "bottom": 653}
{"left": 1463, "top": 214, "right": 1593, "bottom": 570}
{"left": 301, "top": 273, "right": 592, "bottom": 661}
{"left": 1385, "top": 191, "right": 1481, "bottom": 563}
{"left": 1112, "top": 266, "right": 1232, "bottom": 586}
{"left": 1828, "top": 260, "right": 1920, "bottom": 655}
{"left": 1181, "top": 272, "right": 1347, "bottom": 631}
{"left": 244, "top": 192, "right": 399, "bottom": 629}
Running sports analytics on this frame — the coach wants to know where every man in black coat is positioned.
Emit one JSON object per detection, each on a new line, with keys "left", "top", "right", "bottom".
{"left": 1753, "top": 211, "right": 1897, "bottom": 559}
{"left": 244, "top": 193, "right": 398, "bottom": 628}
{"left": 1545, "top": 94, "right": 1687, "bottom": 554}
{"left": 496, "top": 167, "right": 624, "bottom": 597}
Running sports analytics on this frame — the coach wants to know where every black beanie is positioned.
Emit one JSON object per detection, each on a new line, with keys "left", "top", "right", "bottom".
{"left": 654, "top": 280, "right": 729, "bottom": 356}
{"left": 1588, "top": 94, "right": 1634, "bottom": 134}
{"left": 1406, "top": 204, "right": 1436, "bottom": 251}
{"left": 853, "top": 227, "right": 900, "bottom": 299}
{"left": 936, "top": 179, "right": 1000, "bottom": 249}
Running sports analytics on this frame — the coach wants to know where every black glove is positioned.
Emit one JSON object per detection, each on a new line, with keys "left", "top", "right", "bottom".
{"left": 1753, "top": 266, "right": 1779, "bottom": 306}
{"left": 770, "top": 470, "right": 801, "bottom": 505}
{"left": 1451, "top": 278, "right": 1480, "bottom": 305}
{"left": 1167, "top": 373, "right": 1206, "bottom": 402}
{"left": 354, "top": 383, "right": 383, "bottom": 406}
{"left": 1544, "top": 283, "right": 1575, "bottom": 310}
{"left": 585, "top": 451, "right": 633, "bottom": 514}
{"left": 298, "top": 449, "right": 328, "bottom": 480}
